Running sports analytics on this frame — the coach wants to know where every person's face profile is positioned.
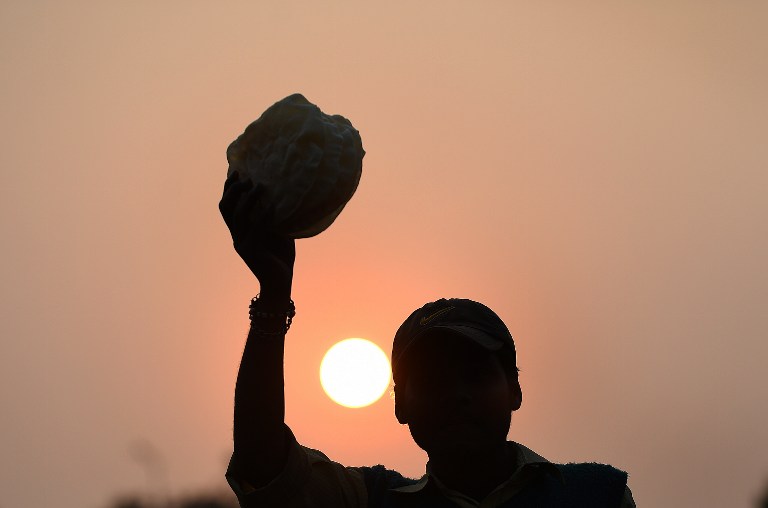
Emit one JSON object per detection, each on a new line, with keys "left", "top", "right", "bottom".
{"left": 398, "top": 331, "right": 518, "bottom": 455}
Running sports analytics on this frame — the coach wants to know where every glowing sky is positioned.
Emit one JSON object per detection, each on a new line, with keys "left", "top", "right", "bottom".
{"left": 1, "top": 2, "right": 767, "bottom": 507}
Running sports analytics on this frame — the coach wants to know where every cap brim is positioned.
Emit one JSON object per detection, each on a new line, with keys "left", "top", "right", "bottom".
{"left": 392, "top": 326, "right": 506, "bottom": 377}
{"left": 429, "top": 324, "right": 506, "bottom": 351}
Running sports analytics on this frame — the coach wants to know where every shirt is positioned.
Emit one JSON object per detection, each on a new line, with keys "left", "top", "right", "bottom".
{"left": 227, "top": 425, "right": 636, "bottom": 507}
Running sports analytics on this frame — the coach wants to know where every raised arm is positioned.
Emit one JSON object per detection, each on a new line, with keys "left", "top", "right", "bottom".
{"left": 219, "top": 172, "right": 296, "bottom": 486}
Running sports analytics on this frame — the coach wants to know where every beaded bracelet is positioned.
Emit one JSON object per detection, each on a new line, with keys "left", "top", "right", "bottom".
{"left": 249, "top": 295, "right": 296, "bottom": 334}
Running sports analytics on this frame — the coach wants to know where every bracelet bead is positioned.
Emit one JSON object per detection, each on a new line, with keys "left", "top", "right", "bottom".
{"left": 248, "top": 295, "right": 296, "bottom": 333}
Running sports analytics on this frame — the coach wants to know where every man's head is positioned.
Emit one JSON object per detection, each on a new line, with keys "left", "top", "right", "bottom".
{"left": 391, "top": 298, "right": 522, "bottom": 457}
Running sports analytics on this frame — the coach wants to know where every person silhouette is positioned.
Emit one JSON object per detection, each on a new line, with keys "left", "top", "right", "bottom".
{"left": 220, "top": 173, "right": 635, "bottom": 507}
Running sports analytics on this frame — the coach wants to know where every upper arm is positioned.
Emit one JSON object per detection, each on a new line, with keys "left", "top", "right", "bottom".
{"left": 227, "top": 427, "right": 367, "bottom": 508}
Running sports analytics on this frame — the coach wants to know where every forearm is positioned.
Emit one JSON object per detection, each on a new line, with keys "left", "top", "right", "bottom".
{"left": 232, "top": 317, "right": 289, "bottom": 483}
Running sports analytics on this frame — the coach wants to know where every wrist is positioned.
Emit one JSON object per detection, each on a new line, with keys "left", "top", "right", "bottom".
{"left": 257, "top": 285, "right": 292, "bottom": 310}
{"left": 248, "top": 318, "right": 287, "bottom": 338}
{"left": 249, "top": 296, "right": 296, "bottom": 334}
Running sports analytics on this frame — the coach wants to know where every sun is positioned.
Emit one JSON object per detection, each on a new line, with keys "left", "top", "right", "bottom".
{"left": 320, "top": 338, "right": 392, "bottom": 408}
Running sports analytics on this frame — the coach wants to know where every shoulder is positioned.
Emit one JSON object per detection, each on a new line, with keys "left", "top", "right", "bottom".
{"left": 554, "top": 463, "right": 628, "bottom": 505}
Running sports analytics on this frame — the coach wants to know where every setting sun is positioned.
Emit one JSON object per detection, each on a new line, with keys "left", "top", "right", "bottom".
{"left": 320, "top": 338, "right": 391, "bottom": 408}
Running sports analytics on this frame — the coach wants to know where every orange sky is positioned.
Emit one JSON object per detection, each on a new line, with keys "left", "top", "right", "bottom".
{"left": 2, "top": 2, "right": 767, "bottom": 507}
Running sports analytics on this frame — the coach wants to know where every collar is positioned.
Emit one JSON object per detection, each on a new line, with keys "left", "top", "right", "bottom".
{"left": 390, "top": 441, "right": 562, "bottom": 495}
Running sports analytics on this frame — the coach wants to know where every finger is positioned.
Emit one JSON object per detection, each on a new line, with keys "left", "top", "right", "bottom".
{"left": 232, "top": 186, "right": 270, "bottom": 239}
{"left": 219, "top": 190, "right": 239, "bottom": 229}
{"left": 219, "top": 178, "right": 253, "bottom": 221}
{"left": 223, "top": 171, "right": 240, "bottom": 193}
{"left": 263, "top": 205, "right": 277, "bottom": 231}
{"left": 219, "top": 196, "right": 235, "bottom": 229}
{"left": 236, "top": 184, "right": 267, "bottom": 221}
{"left": 232, "top": 193, "right": 261, "bottom": 237}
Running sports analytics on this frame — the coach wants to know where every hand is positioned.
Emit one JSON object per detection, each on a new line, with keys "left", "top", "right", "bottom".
{"left": 219, "top": 172, "right": 295, "bottom": 308}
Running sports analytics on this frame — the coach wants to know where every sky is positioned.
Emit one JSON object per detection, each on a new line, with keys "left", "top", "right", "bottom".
{"left": 1, "top": 1, "right": 767, "bottom": 507}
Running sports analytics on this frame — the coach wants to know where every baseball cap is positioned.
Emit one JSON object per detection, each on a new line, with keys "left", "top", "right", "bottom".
{"left": 391, "top": 298, "right": 516, "bottom": 383}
